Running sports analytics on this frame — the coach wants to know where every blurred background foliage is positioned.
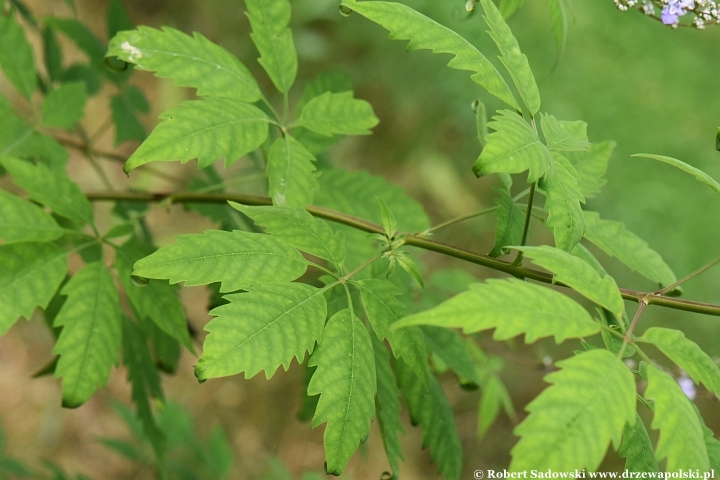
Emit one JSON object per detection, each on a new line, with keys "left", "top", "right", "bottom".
{"left": 1, "top": 0, "right": 720, "bottom": 478}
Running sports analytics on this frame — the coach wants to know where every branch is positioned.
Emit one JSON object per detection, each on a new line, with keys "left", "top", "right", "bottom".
{"left": 84, "top": 190, "right": 720, "bottom": 319}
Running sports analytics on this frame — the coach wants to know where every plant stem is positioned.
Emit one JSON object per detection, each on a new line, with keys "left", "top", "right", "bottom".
{"left": 423, "top": 206, "right": 497, "bottom": 235}
{"left": 513, "top": 182, "right": 536, "bottom": 266}
{"left": 83, "top": 190, "right": 720, "bottom": 319}
{"left": 655, "top": 256, "right": 720, "bottom": 296}
{"left": 618, "top": 299, "right": 648, "bottom": 358}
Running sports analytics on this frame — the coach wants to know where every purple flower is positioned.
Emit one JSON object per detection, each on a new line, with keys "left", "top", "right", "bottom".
{"left": 661, "top": 8, "right": 679, "bottom": 23}
{"left": 661, "top": 0, "right": 696, "bottom": 24}
{"left": 678, "top": 373, "right": 696, "bottom": 400}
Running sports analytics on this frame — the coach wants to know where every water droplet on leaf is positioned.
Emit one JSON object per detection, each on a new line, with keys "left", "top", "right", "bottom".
{"left": 338, "top": 5, "right": 353, "bottom": 17}
{"left": 130, "top": 275, "right": 149, "bottom": 287}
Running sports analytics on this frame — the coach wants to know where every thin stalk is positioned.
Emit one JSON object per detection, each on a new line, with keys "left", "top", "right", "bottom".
{"left": 423, "top": 206, "right": 497, "bottom": 235}
{"left": 618, "top": 299, "right": 648, "bottom": 358}
{"left": 87, "top": 115, "right": 114, "bottom": 145}
{"left": 655, "top": 256, "right": 720, "bottom": 296}
{"left": 307, "top": 261, "right": 338, "bottom": 279}
{"left": 512, "top": 182, "right": 537, "bottom": 266}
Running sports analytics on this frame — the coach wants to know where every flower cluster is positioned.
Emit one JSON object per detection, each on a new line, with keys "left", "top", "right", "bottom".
{"left": 613, "top": 0, "right": 720, "bottom": 28}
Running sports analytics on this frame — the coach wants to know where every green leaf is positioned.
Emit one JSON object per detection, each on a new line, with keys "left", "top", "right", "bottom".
{"left": 357, "top": 279, "right": 430, "bottom": 387}
{"left": 645, "top": 365, "right": 709, "bottom": 470}
{"left": 371, "top": 335, "right": 404, "bottom": 478}
{"left": 619, "top": 413, "right": 658, "bottom": 473}
{"left": 499, "top": 0, "right": 524, "bottom": 17}
{"left": 475, "top": 99, "right": 489, "bottom": 148}
{"left": 515, "top": 245, "right": 624, "bottom": 318}
{"left": 0, "top": 189, "right": 65, "bottom": 244}
{"left": 701, "top": 420, "right": 720, "bottom": 474}
{"left": 121, "top": 318, "right": 167, "bottom": 460}
{"left": 478, "top": 370, "right": 515, "bottom": 439}
{"left": 41, "top": 82, "right": 88, "bottom": 129}
{"left": 511, "top": 349, "right": 635, "bottom": 471}
{"left": 132, "top": 230, "right": 307, "bottom": 293}
{"left": 296, "top": 91, "right": 378, "bottom": 136}
{"left": 111, "top": 93, "right": 146, "bottom": 145}
{"left": 638, "top": 327, "right": 720, "bottom": 396}
{"left": 246, "top": 0, "right": 297, "bottom": 94}
{"left": 61, "top": 63, "right": 101, "bottom": 96}
{"left": 0, "top": 98, "right": 67, "bottom": 169}
{"left": 422, "top": 326, "right": 479, "bottom": 384}
{"left": 123, "top": 99, "right": 270, "bottom": 172}
{"left": 115, "top": 239, "right": 193, "bottom": 351}
{"left": 205, "top": 427, "right": 234, "bottom": 479}
{"left": 53, "top": 262, "right": 122, "bottom": 407}
{"left": 546, "top": 0, "right": 569, "bottom": 61}
{"left": 140, "top": 316, "right": 181, "bottom": 374}
{"left": 46, "top": 18, "right": 105, "bottom": 69}
{"left": 377, "top": 198, "right": 398, "bottom": 238}
{"left": 0, "top": 457, "right": 35, "bottom": 477}
{"left": 472, "top": 110, "right": 552, "bottom": 183}
{"left": 43, "top": 27, "right": 63, "bottom": 82}
{"left": 479, "top": 0, "right": 541, "bottom": 114}
{"left": 1, "top": 156, "right": 94, "bottom": 225}
{"left": 582, "top": 211, "right": 677, "bottom": 287}
{"left": 195, "top": 283, "right": 327, "bottom": 380}
{"left": 107, "top": 0, "right": 133, "bottom": 39}
{"left": 395, "top": 278, "right": 599, "bottom": 343}
{"left": 572, "top": 243, "right": 608, "bottom": 276}
{"left": 231, "top": 204, "right": 345, "bottom": 269}
{"left": 541, "top": 152, "right": 585, "bottom": 252}
{"left": 632, "top": 153, "right": 720, "bottom": 194}
{"left": 564, "top": 141, "right": 614, "bottom": 199}
{"left": 490, "top": 187, "right": 524, "bottom": 257}
{"left": 308, "top": 309, "right": 376, "bottom": 475}
{"left": 342, "top": 0, "right": 520, "bottom": 110}
{"left": 397, "top": 360, "right": 462, "bottom": 480}
{"left": 540, "top": 113, "right": 589, "bottom": 151}
{"left": 0, "top": 13, "right": 36, "bottom": 99}
{"left": 107, "top": 26, "right": 261, "bottom": 102}
{"left": 0, "top": 242, "right": 68, "bottom": 335}
{"left": 266, "top": 135, "right": 317, "bottom": 208}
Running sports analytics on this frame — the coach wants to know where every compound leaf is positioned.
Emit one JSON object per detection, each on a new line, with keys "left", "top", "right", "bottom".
{"left": 0, "top": 189, "right": 65, "bottom": 244}
{"left": 308, "top": 309, "right": 376, "bottom": 475}
{"left": 473, "top": 110, "right": 551, "bottom": 183}
{"left": 540, "top": 113, "right": 589, "bottom": 152}
{"left": 41, "top": 81, "right": 87, "bottom": 129}
{"left": 619, "top": 413, "right": 658, "bottom": 473}
{"left": 516, "top": 245, "right": 624, "bottom": 318}
{"left": 372, "top": 335, "right": 404, "bottom": 478}
{"left": 645, "top": 365, "right": 709, "bottom": 470}
{"left": 0, "top": 12, "right": 36, "bottom": 99}
{"left": 124, "top": 99, "right": 270, "bottom": 172}
{"left": 246, "top": 0, "right": 297, "bottom": 94}
{"left": 511, "top": 349, "right": 636, "bottom": 471}
{"left": 564, "top": 141, "right": 614, "bottom": 199}
{"left": 397, "top": 360, "right": 462, "bottom": 480}
{"left": 342, "top": 0, "right": 520, "bottom": 110}
{"left": 231, "top": 204, "right": 345, "bottom": 269}
{"left": 53, "top": 262, "right": 122, "bottom": 408}
{"left": 632, "top": 153, "right": 720, "bottom": 194}
{"left": 132, "top": 230, "right": 307, "bottom": 293}
{"left": 296, "top": 91, "right": 378, "bottom": 136}
{"left": 638, "top": 327, "right": 720, "bottom": 397}
{"left": 265, "top": 135, "right": 317, "bottom": 208}
{"left": 541, "top": 152, "right": 585, "bottom": 252}
{"left": 357, "top": 279, "right": 430, "bottom": 387}
{"left": 1, "top": 156, "right": 94, "bottom": 225}
{"left": 0, "top": 242, "right": 68, "bottom": 335}
{"left": 490, "top": 187, "right": 524, "bottom": 257}
{"left": 196, "top": 283, "right": 327, "bottom": 380}
{"left": 107, "top": 26, "right": 261, "bottom": 102}
{"left": 479, "top": 0, "right": 540, "bottom": 114}
{"left": 582, "top": 211, "right": 677, "bottom": 288}
{"left": 395, "top": 278, "right": 599, "bottom": 343}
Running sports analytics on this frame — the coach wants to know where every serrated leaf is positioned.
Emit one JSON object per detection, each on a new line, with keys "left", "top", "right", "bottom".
{"left": 546, "top": 0, "right": 569, "bottom": 61}
{"left": 478, "top": 373, "right": 514, "bottom": 438}
{"left": 0, "top": 100, "right": 68, "bottom": 169}
{"left": 115, "top": 239, "right": 193, "bottom": 351}
{"left": 196, "top": 283, "right": 326, "bottom": 380}
{"left": 479, "top": 0, "right": 540, "bottom": 114}
{"left": 308, "top": 309, "right": 376, "bottom": 475}
{"left": 41, "top": 82, "right": 87, "bottom": 129}
{"left": 564, "top": 141, "right": 614, "bottom": 199}
{"left": 343, "top": 0, "right": 519, "bottom": 110}
{"left": 246, "top": 0, "right": 297, "bottom": 94}
{"left": 124, "top": 99, "right": 270, "bottom": 172}
{"left": 357, "top": 279, "right": 430, "bottom": 387}
{"left": 472, "top": 110, "right": 552, "bottom": 183}
{"left": 53, "top": 262, "right": 122, "bottom": 407}
{"left": 231, "top": 204, "right": 345, "bottom": 268}
{"left": 645, "top": 365, "right": 709, "bottom": 470}
{"left": 107, "top": 0, "right": 133, "bottom": 39}
{"left": 619, "top": 413, "right": 658, "bottom": 473}
{"left": 0, "top": 189, "right": 65, "bottom": 244}
{"left": 511, "top": 349, "right": 635, "bottom": 471}
{"left": 0, "top": 13, "right": 36, "bottom": 99}
{"left": 46, "top": 18, "right": 105, "bottom": 69}
{"left": 516, "top": 245, "right": 624, "bottom": 318}
{"left": 266, "top": 135, "right": 317, "bottom": 208}
{"left": 541, "top": 152, "right": 585, "bottom": 252}
{"left": 638, "top": 327, "right": 720, "bottom": 396}
{"left": 111, "top": 93, "right": 146, "bottom": 145}
{"left": 372, "top": 335, "right": 404, "bottom": 478}
{"left": 0, "top": 242, "right": 68, "bottom": 335}
{"left": 377, "top": 197, "right": 398, "bottom": 238}
{"left": 582, "top": 211, "right": 677, "bottom": 287}
{"left": 540, "top": 113, "right": 589, "bottom": 151}
{"left": 490, "top": 187, "right": 524, "bottom": 257}
{"left": 571, "top": 243, "right": 608, "bottom": 276}
{"left": 395, "top": 278, "right": 599, "bottom": 343}
{"left": 422, "top": 326, "right": 479, "bottom": 384}
{"left": 701, "top": 420, "right": 720, "bottom": 473}
{"left": 1, "top": 156, "right": 94, "bottom": 225}
{"left": 397, "top": 360, "right": 462, "bottom": 480}
{"left": 296, "top": 91, "right": 378, "bottom": 136}
{"left": 632, "top": 153, "right": 720, "bottom": 193}
{"left": 107, "top": 26, "right": 260, "bottom": 102}
{"left": 43, "top": 27, "right": 63, "bottom": 82}
{"left": 132, "top": 230, "right": 307, "bottom": 293}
